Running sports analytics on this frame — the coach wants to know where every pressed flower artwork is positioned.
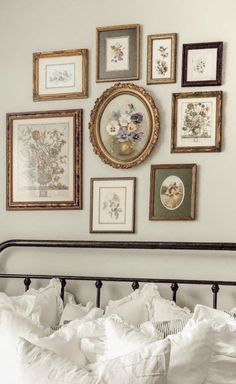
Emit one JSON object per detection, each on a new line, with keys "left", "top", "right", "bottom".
{"left": 171, "top": 91, "right": 222, "bottom": 153}
{"left": 7, "top": 110, "right": 82, "bottom": 210}
{"left": 89, "top": 83, "right": 160, "bottom": 168}
{"left": 96, "top": 24, "right": 140, "bottom": 82}
{"left": 90, "top": 178, "right": 136, "bottom": 233}
{"left": 147, "top": 33, "right": 177, "bottom": 84}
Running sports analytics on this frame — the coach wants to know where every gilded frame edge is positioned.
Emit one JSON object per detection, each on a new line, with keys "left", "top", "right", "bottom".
{"left": 171, "top": 91, "right": 223, "bottom": 153}
{"left": 147, "top": 33, "right": 177, "bottom": 85}
{"left": 7, "top": 109, "right": 83, "bottom": 210}
{"left": 33, "top": 49, "right": 88, "bottom": 101}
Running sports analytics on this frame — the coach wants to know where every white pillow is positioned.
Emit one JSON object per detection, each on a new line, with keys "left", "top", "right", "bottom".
{"left": 16, "top": 337, "right": 171, "bottom": 384}
{"left": 0, "top": 308, "right": 50, "bottom": 384}
{"left": 149, "top": 291, "right": 191, "bottom": 322}
{"left": 60, "top": 301, "right": 103, "bottom": 325}
{"left": 25, "top": 278, "right": 63, "bottom": 328}
{"left": 102, "top": 315, "right": 162, "bottom": 361}
{"left": 93, "top": 338, "right": 171, "bottom": 384}
{"left": 16, "top": 338, "right": 96, "bottom": 384}
{"left": 167, "top": 304, "right": 236, "bottom": 384}
{"left": 167, "top": 317, "right": 214, "bottom": 384}
{"left": 24, "top": 319, "right": 87, "bottom": 367}
{"left": 105, "top": 283, "right": 159, "bottom": 326}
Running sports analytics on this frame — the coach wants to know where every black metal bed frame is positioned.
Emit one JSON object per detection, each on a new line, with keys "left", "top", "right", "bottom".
{"left": 0, "top": 239, "right": 236, "bottom": 309}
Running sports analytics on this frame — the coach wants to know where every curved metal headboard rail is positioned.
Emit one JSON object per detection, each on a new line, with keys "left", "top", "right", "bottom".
{"left": 0, "top": 239, "right": 236, "bottom": 309}
{"left": 0, "top": 239, "right": 236, "bottom": 252}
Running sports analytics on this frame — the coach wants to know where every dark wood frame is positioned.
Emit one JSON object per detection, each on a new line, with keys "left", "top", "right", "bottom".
{"left": 33, "top": 49, "right": 88, "bottom": 101}
{"left": 7, "top": 109, "right": 83, "bottom": 210}
{"left": 182, "top": 42, "right": 223, "bottom": 87}
{"left": 90, "top": 177, "right": 136, "bottom": 233}
{"left": 149, "top": 164, "right": 197, "bottom": 220}
{"left": 171, "top": 91, "right": 223, "bottom": 153}
{"left": 1, "top": 238, "right": 236, "bottom": 309}
{"left": 96, "top": 24, "right": 140, "bottom": 82}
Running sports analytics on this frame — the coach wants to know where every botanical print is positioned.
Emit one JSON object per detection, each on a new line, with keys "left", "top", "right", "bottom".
{"left": 160, "top": 176, "right": 185, "bottom": 210}
{"left": 181, "top": 101, "right": 212, "bottom": 140}
{"left": 106, "top": 36, "right": 129, "bottom": 72}
{"left": 46, "top": 63, "right": 75, "bottom": 89}
{"left": 187, "top": 49, "right": 217, "bottom": 81}
{"left": 17, "top": 123, "right": 69, "bottom": 198}
{"left": 99, "top": 187, "right": 126, "bottom": 224}
{"left": 152, "top": 38, "right": 171, "bottom": 78}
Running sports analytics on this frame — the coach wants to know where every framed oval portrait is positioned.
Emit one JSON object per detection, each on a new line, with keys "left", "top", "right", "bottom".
{"left": 89, "top": 83, "right": 160, "bottom": 168}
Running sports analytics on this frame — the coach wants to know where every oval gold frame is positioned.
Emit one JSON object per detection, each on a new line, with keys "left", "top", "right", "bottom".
{"left": 89, "top": 83, "right": 160, "bottom": 169}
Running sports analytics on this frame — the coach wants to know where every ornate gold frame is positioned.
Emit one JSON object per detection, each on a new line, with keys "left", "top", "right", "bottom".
{"left": 33, "top": 49, "right": 88, "bottom": 101}
{"left": 89, "top": 83, "right": 160, "bottom": 169}
{"left": 7, "top": 109, "right": 83, "bottom": 210}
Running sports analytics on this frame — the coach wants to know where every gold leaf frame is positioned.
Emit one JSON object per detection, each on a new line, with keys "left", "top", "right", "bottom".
{"left": 33, "top": 49, "right": 88, "bottom": 101}
{"left": 89, "top": 83, "right": 160, "bottom": 169}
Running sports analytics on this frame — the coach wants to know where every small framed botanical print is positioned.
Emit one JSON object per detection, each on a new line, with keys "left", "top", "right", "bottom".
{"left": 90, "top": 177, "right": 136, "bottom": 233}
{"left": 171, "top": 91, "right": 223, "bottom": 153}
{"left": 182, "top": 42, "right": 223, "bottom": 87}
{"left": 147, "top": 33, "right": 177, "bottom": 84}
{"left": 96, "top": 24, "right": 140, "bottom": 82}
{"left": 33, "top": 49, "right": 88, "bottom": 101}
{"left": 149, "top": 164, "right": 197, "bottom": 220}
{"left": 7, "top": 109, "right": 82, "bottom": 210}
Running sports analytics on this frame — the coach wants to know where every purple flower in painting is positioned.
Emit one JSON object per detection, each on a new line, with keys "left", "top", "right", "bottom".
{"left": 131, "top": 112, "right": 143, "bottom": 124}
{"left": 129, "top": 130, "right": 144, "bottom": 141}
{"left": 116, "top": 128, "right": 129, "bottom": 142}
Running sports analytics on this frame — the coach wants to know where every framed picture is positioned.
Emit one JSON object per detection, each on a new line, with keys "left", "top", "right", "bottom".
{"left": 149, "top": 164, "right": 197, "bottom": 220}
{"left": 171, "top": 91, "right": 223, "bottom": 153}
{"left": 182, "top": 42, "right": 223, "bottom": 87}
{"left": 89, "top": 83, "right": 160, "bottom": 169}
{"left": 90, "top": 177, "right": 136, "bottom": 233}
{"left": 96, "top": 24, "right": 140, "bottom": 82}
{"left": 33, "top": 49, "right": 88, "bottom": 101}
{"left": 7, "top": 109, "right": 82, "bottom": 210}
{"left": 147, "top": 33, "right": 177, "bottom": 84}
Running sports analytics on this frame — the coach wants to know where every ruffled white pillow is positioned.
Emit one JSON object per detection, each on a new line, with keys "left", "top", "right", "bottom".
{"left": 102, "top": 315, "right": 163, "bottom": 361}
{"left": 60, "top": 301, "right": 103, "bottom": 326}
{"left": 16, "top": 337, "right": 171, "bottom": 384}
{"left": 0, "top": 308, "right": 50, "bottom": 384}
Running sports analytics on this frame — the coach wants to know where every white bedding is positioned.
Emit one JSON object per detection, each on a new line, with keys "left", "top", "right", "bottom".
{"left": 0, "top": 281, "right": 235, "bottom": 384}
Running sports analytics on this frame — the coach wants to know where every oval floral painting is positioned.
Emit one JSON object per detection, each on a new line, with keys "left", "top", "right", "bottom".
{"left": 89, "top": 83, "right": 160, "bottom": 169}
{"left": 160, "top": 175, "right": 185, "bottom": 210}
{"left": 100, "top": 94, "right": 150, "bottom": 161}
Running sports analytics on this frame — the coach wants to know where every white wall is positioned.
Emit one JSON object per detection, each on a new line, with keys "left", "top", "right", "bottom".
{"left": 0, "top": 0, "right": 236, "bottom": 307}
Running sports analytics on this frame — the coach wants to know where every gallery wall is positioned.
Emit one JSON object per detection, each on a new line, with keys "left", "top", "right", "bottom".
{"left": 0, "top": 0, "right": 236, "bottom": 306}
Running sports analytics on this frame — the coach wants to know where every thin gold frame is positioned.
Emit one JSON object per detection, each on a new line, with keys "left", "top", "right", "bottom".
{"left": 33, "top": 49, "right": 88, "bottom": 101}
{"left": 96, "top": 24, "right": 140, "bottom": 82}
{"left": 147, "top": 33, "right": 177, "bottom": 84}
{"left": 171, "top": 91, "right": 223, "bottom": 153}
{"left": 149, "top": 163, "right": 197, "bottom": 221}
